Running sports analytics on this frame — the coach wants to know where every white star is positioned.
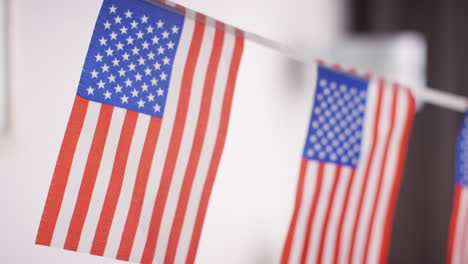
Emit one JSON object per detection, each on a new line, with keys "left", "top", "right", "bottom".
{"left": 118, "top": 68, "right": 126, "bottom": 77}
{"left": 151, "top": 78, "right": 158, "bottom": 86}
{"left": 109, "top": 5, "right": 117, "bottom": 14}
{"left": 109, "top": 31, "right": 118, "bottom": 40}
{"left": 147, "top": 51, "right": 156, "bottom": 60}
{"left": 146, "top": 25, "right": 154, "bottom": 34}
{"left": 157, "top": 46, "right": 165, "bottom": 54}
{"left": 131, "top": 89, "right": 139, "bottom": 97}
{"left": 104, "top": 90, "right": 112, "bottom": 99}
{"left": 153, "top": 104, "right": 161, "bottom": 112}
{"left": 141, "top": 83, "right": 149, "bottom": 91}
{"left": 125, "top": 10, "right": 133, "bottom": 18}
{"left": 101, "top": 64, "right": 110, "bottom": 72}
{"left": 95, "top": 53, "right": 103, "bottom": 62}
{"left": 90, "top": 69, "right": 99, "bottom": 78}
{"left": 108, "top": 74, "right": 116, "bottom": 83}
{"left": 126, "top": 36, "right": 135, "bottom": 45}
{"left": 114, "top": 16, "right": 122, "bottom": 24}
{"left": 112, "top": 58, "right": 120, "bottom": 66}
{"left": 136, "top": 31, "right": 144, "bottom": 39}
{"left": 120, "top": 26, "right": 128, "bottom": 34}
{"left": 130, "top": 20, "right": 139, "bottom": 29}
{"left": 152, "top": 36, "right": 160, "bottom": 44}
{"left": 114, "top": 84, "right": 123, "bottom": 93}
{"left": 153, "top": 62, "right": 161, "bottom": 70}
{"left": 128, "top": 63, "right": 136, "bottom": 71}
{"left": 167, "top": 41, "right": 175, "bottom": 49}
{"left": 163, "top": 57, "right": 170, "bottom": 65}
{"left": 162, "top": 31, "right": 169, "bottom": 39}
{"left": 147, "top": 93, "right": 155, "bottom": 102}
{"left": 142, "top": 41, "right": 150, "bottom": 50}
{"left": 132, "top": 47, "right": 140, "bottom": 55}
{"left": 97, "top": 80, "right": 106, "bottom": 89}
{"left": 157, "top": 88, "right": 164, "bottom": 96}
{"left": 171, "top": 25, "right": 179, "bottom": 34}
{"left": 99, "top": 37, "right": 107, "bottom": 46}
{"left": 160, "top": 72, "right": 167, "bottom": 81}
{"left": 137, "top": 99, "right": 145, "bottom": 108}
{"left": 125, "top": 78, "right": 133, "bottom": 87}
{"left": 104, "top": 21, "right": 112, "bottom": 30}
{"left": 144, "top": 67, "right": 152, "bottom": 75}
{"left": 138, "top": 57, "right": 146, "bottom": 65}
{"left": 135, "top": 73, "right": 142, "bottom": 81}
{"left": 121, "top": 94, "right": 129, "bottom": 103}
{"left": 116, "top": 42, "right": 124, "bottom": 50}
{"left": 122, "top": 52, "right": 130, "bottom": 61}
{"left": 105, "top": 47, "right": 114, "bottom": 56}
{"left": 156, "top": 20, "right": 164, "bottom": 28}
{"left": 141, "top": 15, "right": 149, "bottom": 23}
{"left": 87, "top": 86, "right": 95, "bottom": 95}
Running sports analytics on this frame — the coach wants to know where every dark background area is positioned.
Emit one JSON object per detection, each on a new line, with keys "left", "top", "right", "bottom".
{"left": 350, "top": 0, "right": 468, "bottom": 263}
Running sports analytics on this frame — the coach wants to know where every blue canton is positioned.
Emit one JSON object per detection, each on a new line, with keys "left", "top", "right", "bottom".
{"left": 456, "top": 113, "right": 468, "bottom": 186}
{"left": 303, "top": 66, "right": 369, "bottom": 168}
{"left": 77, "top": 0, "right": 184, "bottom": 118}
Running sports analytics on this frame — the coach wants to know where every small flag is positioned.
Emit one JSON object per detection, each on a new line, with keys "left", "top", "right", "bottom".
{"left": 35, "top": 0, "right": 244, "bottom": 263}
{"left": 281, "top": 65, "right": 415, "bottom": 264}
{"left": 447, "top": 114, "right": 468, "bottom": 264}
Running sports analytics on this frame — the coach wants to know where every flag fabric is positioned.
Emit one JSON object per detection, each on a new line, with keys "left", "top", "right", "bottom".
{"left": 447, "top": 113, "right": 468, "bottom": 264}
{"left": 35, "top": 0, "right": 244, "bottom": 263}
{"left": 281, "top": 64, "right": 415, "bottom": 264}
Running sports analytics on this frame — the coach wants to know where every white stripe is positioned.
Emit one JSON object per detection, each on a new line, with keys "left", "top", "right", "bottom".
{"left": 454, "top": 189, "right": 468, "bottom": 264}
{"left": 153, "top": 18, "right": 216, "bottom": 263}
{"left": 321, "top": 167, "right": 352, "bottom": 263}
{"left": 173, "top": 26, "right": 236, "bottom": 263}
{"left": 77, "top": 107, "right": 126, "bottom": 253}
{"left": 288, "top": 162, "right": 319, "bottom": 263}
{"left": 128, "top": 14, "right": 196, "bottom": 262}
{"left": 103, "top": 114, "right": 150, "bottom": 258}
{"left": 51, "top": 101, "right": 101, "bottom": 248}
{"left": 366, "top": 88, "right": 409, "bottom": 263}
{"left": 338, "top": 77, "right": 379, "bottom": 263}
{"left": 352, "top": 83, "right": 393, "bottom": 264}
{"left": 305, "top": 164, "right": 336, "bottom": 263}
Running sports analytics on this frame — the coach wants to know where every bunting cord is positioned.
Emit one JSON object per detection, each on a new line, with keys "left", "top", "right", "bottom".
{"left": 146, "top": 0, "right": 468, "bottom": 113}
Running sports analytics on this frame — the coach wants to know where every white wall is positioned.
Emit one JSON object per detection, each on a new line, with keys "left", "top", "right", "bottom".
{"left": 0, "top": 0, "right": 346, "bottom": 263}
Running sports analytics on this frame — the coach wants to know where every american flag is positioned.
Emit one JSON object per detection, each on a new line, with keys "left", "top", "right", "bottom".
{"left": 281, "top": 65, "right": 415, "bottom": 264}
{"left": 35, "top": 0, "right": 244, "bottom": 263}
{"left": 447, "top": 114, "right": 468, "bottom": 264}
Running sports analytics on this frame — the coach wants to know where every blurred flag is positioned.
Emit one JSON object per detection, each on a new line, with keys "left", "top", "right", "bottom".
{"left": 281, "top": 64, "right": 415, "bottom": 264}
{"left": 35, "top": 0, "right": 244, "bottom": 263}
{"left": 447, "top": 114, "right": 468, "bottom": 264}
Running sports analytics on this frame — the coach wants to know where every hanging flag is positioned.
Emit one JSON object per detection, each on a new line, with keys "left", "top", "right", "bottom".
{"left": 447, "top": 113, "right": 468, "bottom": 264}
{"left": 35, "top": 0, "right": 244, "bottom": 263}
{"left": 281, "top": 64, "right": 415, "bottom": 264}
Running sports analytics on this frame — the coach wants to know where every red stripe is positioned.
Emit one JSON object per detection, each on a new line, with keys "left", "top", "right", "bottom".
{"left": 300, "top": 163, "right": 326, "bottom": 264}
{"left": 379, "top": 89, "right": 415, "bottom": 263}
{"left": 316, "top": 166, "right": 342, "bottom": 264}
{"left": 362, "top": 84, "right": 398, "bottom": 263}
{"left": 140, "top": 21, "right": 206, "bottom": 264}
{"left": 64, "top": 104, "right": 114, "bottom": 251}
{"left": 448, "top": 186, "right": 462, "bottom": 264}
{"left": 186, "top": 33, "right": 244, "bottom": 264}
{"left": 281, "top": 159, "right": 309, "bottom": 264}
{"left": 36, "top": 96, "right": 89, "bottom": 246}
{"left": 90, "top": 110, "right": 138, "bottom": 256}
{"left": 164, "top": 27, "right": 225, "bottom": 263}
{"left": 347, "top": 79, "right": 385, "bottom": 263}
{"left": 116, "top": 117, "right": 162, "bottom": 261}
{"left": 332, "top": 169, "right": 356, "bottom": 264}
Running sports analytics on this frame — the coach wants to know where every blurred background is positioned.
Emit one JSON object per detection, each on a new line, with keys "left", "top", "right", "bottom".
{"left": 0, "top": 0, "right": 465, "bottom": 263}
